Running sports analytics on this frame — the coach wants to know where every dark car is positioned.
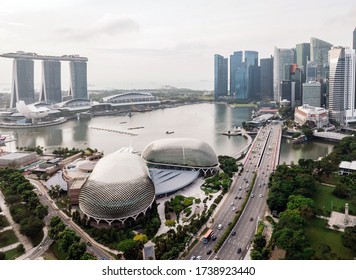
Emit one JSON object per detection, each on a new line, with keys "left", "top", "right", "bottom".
{"left": 231, "top": 231, "right": 236, "bottom": 236}
{"left": 207, "top": 250, "right": 212, "bottom": 255}
{"left": 237, "top": 248, "right": 242, "bottom": 254}
{"left": 212, "top": 235, "right": 217, "bottom": 241}
{"left": 250, "top": 217, "right": 254, "bottom": 222}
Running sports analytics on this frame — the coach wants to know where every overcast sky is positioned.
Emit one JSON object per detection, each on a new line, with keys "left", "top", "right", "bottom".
{"left": 0, "top": 0, "right": 355, "bottom": 91}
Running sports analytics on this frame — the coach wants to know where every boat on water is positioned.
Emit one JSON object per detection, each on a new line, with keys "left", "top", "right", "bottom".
{"left": 166, "top": 131, "right": 174, "bottom": 134}
{"left": 222, "top": 127, "right": 242, "bottom": 136}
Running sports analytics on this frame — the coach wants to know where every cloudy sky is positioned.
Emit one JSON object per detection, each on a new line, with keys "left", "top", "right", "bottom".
{"left": 0, "top": 0, "right": 355, "bottom": 91}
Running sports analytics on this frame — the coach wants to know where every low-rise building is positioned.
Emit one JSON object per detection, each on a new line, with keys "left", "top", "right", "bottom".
{"left": 294, "top": 104, "right": 329, "bottom": 128}
{"left": 0, "top": 152, "right": 38, "bottom": 167}
{"left": 339, "top": 161, "right": 356, "bottom": 175}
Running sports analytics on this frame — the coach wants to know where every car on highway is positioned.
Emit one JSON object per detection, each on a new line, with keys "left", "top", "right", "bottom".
{"left": 218, "top": 224, "right": 223, "bottom": 230}
{"left": 231, "top": 231, "right": 236, "bottom": 236}
{"left": 196, "top": 256, "right": 202, "bottom": 260}
{"left": 230, "top": 202, "right": 234, "bottom": 206}
{"left": 235, "top": 196, "right": 238, "bottom": 199}
{"left": 239, "top": 196, "right": 242, "bottom": 199}
{"left": 259, "top": 194, "right": 263, "bottom": 198}
{"left": 212, "top": 235, "right": 217, "bottom": 241}
{"left": 214, "top": 255, "right": 220, "bottom": 260}
{"left": 250, "top": 217, "right": 254, "bottom": 221}
{"left": 190, "top": 255, "right": 196, "bottom": 260}
{"left": 232, "top": 207, "right": 236, "bottom": 211}
{"left": 251, "top": 194, "right": 254, "bottom": 198}
{"left": 237, "top": 248, "right": 242, "bottom": 254}
{"left": 207, "top": 250, "right": 212, "bottom": 255}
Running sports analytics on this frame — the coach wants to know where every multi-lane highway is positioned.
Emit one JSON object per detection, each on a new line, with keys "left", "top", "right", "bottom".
{"left": 187, "top": 122, "right": 282, "bottom": 260}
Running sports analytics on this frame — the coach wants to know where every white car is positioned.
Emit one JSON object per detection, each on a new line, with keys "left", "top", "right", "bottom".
{"left": 259, "top": 194, "right": 263, "bottom": 198}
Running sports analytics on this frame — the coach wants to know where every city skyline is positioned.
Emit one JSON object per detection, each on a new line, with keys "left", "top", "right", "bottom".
{"left": 0, "top": 0, "right": 355, "bottom": 91}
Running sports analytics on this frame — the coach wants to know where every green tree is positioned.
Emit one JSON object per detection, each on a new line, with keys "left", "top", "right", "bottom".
{"left": 81, "top": 252, "right": 97, "bottom": 260}
{"left": 20, "top": 216, "right": 43, "bottom": 239}
{"left": 57, "top": 228, "right": 80, "bottom": 253}
{"left": 117, "top": 239, "right": 140, "bottom": 260}
{"left": 342, "top": 226, "right": 356, "bottom": 254}
{"left": 67, "top": 242, "right": 87, "bottom": 260}
{"left": 133, "top": 233, "right": 148, "bottom": 245}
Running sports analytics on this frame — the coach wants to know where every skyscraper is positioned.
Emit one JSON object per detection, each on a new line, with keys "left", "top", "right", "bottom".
{"left": 40, "top": 60, "right": 62, "bottom": 104}
{"left": 248, "top": 65, "right": 260, "bottom": 100}
{"left": 260, "top": 57, "right": 273, "bottom": 100}
{"left": 310, "top": 37, "right": 333, "bottom": 80}
{"left": 273, "top": 47, "right": 295, "bottom": 101}
{"left": 10, "top": 59, "right": 35, "bottom": 108}
{"left": 306, "top": 61, "right": 318, "bottom": 82}
{"left": 235, "top": 62, "right": 248, "bottom": 100}
{"left": 214, "top": 54, "right": 228, "bottom": 99}
{"left": 245, "top": 51, "right": 258, "bottom": 67}
{"left": 303, "top": 81, "right": 321, "bottom": 107}
{"left": 328, "top": 47, "right": 356, "bottom": 124}
{"left": 69, "top": 61, "right": 88, "bottom": 100}
{"left": 296, "top": 43, "right": 310, "bottom": 82}
{"left": 353, "top": 27, "right": 356, "bottom": 50}
{"left": 230, "top": 51, "right": 243, "bottom": 96}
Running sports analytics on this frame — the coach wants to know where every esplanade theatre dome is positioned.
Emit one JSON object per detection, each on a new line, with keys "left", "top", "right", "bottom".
{"left": 141, "top": 138, "right": 219, "bottom": 172}
{"left": 79, "top": 151, "right": 155, "bottom": 224}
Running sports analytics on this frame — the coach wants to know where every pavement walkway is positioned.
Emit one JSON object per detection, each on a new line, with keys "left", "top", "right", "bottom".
{"left": 0, "top": 242, "right": 21, "bottom": 253}
{"left": 0, "top": 191, "right": 33, "bottom": 252}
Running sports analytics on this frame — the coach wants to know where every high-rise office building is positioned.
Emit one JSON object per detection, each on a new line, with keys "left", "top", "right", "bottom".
{"left": 260, "top": 57, "right": 273, "bottom": 100}
{"left": 303, "top": 81, "right": 321, "bottom": 107}
{"left": 230, "top": 51, "right": 243, "bottom": 96}
{"left": 245, "top": 51, "right": 258, "bottom": 67}
{"left": 328, "top": 47, "right": 356, "bottom": 124}
{"left": 248, "top": 65, "right": 260, "bottom": 99}
{"left": 40, "top": 60, "right": 61, "bottom": 104}
{"left": 310, "top": 37, "right": 333, "bottom": 80}
{"left": 214, "top": 54, "right": 228, "bottom": 99}
{"left": 235, "top": 62, "right": 248, "bottom": 100}
{"left": 69, "top": 61, "right": 88, "bottom": 100}
{"left": 273, "top": 47, "right": 295, "bottom": 102}
{"left": 296, "top": 43, "right": 310, "bottom": 82}
{"left": 306, "top": 61, "right": 318, "bottom": 82}
{"left": 353, "top": 28, "right": 356, "bottom": 50}
{"left": 10, "top": 59, "right": 35, "bottom": 108}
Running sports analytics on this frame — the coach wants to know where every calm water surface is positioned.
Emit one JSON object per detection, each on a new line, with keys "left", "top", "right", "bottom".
{"left": 1, "top": 103, "right": 335, "bottom": 162}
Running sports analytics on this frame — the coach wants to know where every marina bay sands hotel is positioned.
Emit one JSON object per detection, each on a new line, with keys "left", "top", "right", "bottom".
{"left": 0, "top": 51, "right": 88, "bottom": 108}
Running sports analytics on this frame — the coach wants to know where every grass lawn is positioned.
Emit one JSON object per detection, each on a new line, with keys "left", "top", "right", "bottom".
{"left": 313, "top": 184, "right": 356, "bottom": 216}
{"left": 0, "top": 215, "right": 10, "bottom": 228}
{"left": 0, "top": 229, "right": 18, "bottom": 247}
{"left": 320, "top": 173, "right": 340, "bottom": 185}
{"left": 4, "top": 247, "right": 22, "bottom": 260}
{"left": 305, "top": 218, "right": 354, "bottom": 259}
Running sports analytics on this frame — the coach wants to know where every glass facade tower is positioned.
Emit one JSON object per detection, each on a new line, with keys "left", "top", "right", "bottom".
{"left": 214, "top": 54, "right": 228, "bottom": 99}
{"left": 273, "top": 47, "right": 295, "bottom": 101}
{"left": 310, "top": 37, "right": 333, "bottom": 80}
{"left": 69, "top": 61, "right": 88, "bottom": 100}
{"left": 260, "top": 57, "right": 273, "bottom": 100}
{"left": 40, "top": 60, "right": 62, "bottom": 104}
{"left": 230, "top": 51, "right": 243, "bottom": 96}
{"left": 10, "top": 59, "right": 35, "bottom": 108}
{"left": 328, "top": 47, "right": 356, "bottom": 124}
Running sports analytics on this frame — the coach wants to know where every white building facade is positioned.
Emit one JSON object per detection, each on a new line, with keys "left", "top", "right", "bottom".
{"left": 294, "top": 104, "right": 329, "bottom": 128}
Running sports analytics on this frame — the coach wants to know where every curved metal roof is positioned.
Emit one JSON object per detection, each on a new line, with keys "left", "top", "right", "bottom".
{"left": 79, "top": 151, "right": 155, "bottom": 222}
{"left": 141, "top": 138, "right": 219, "bottom": 168}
